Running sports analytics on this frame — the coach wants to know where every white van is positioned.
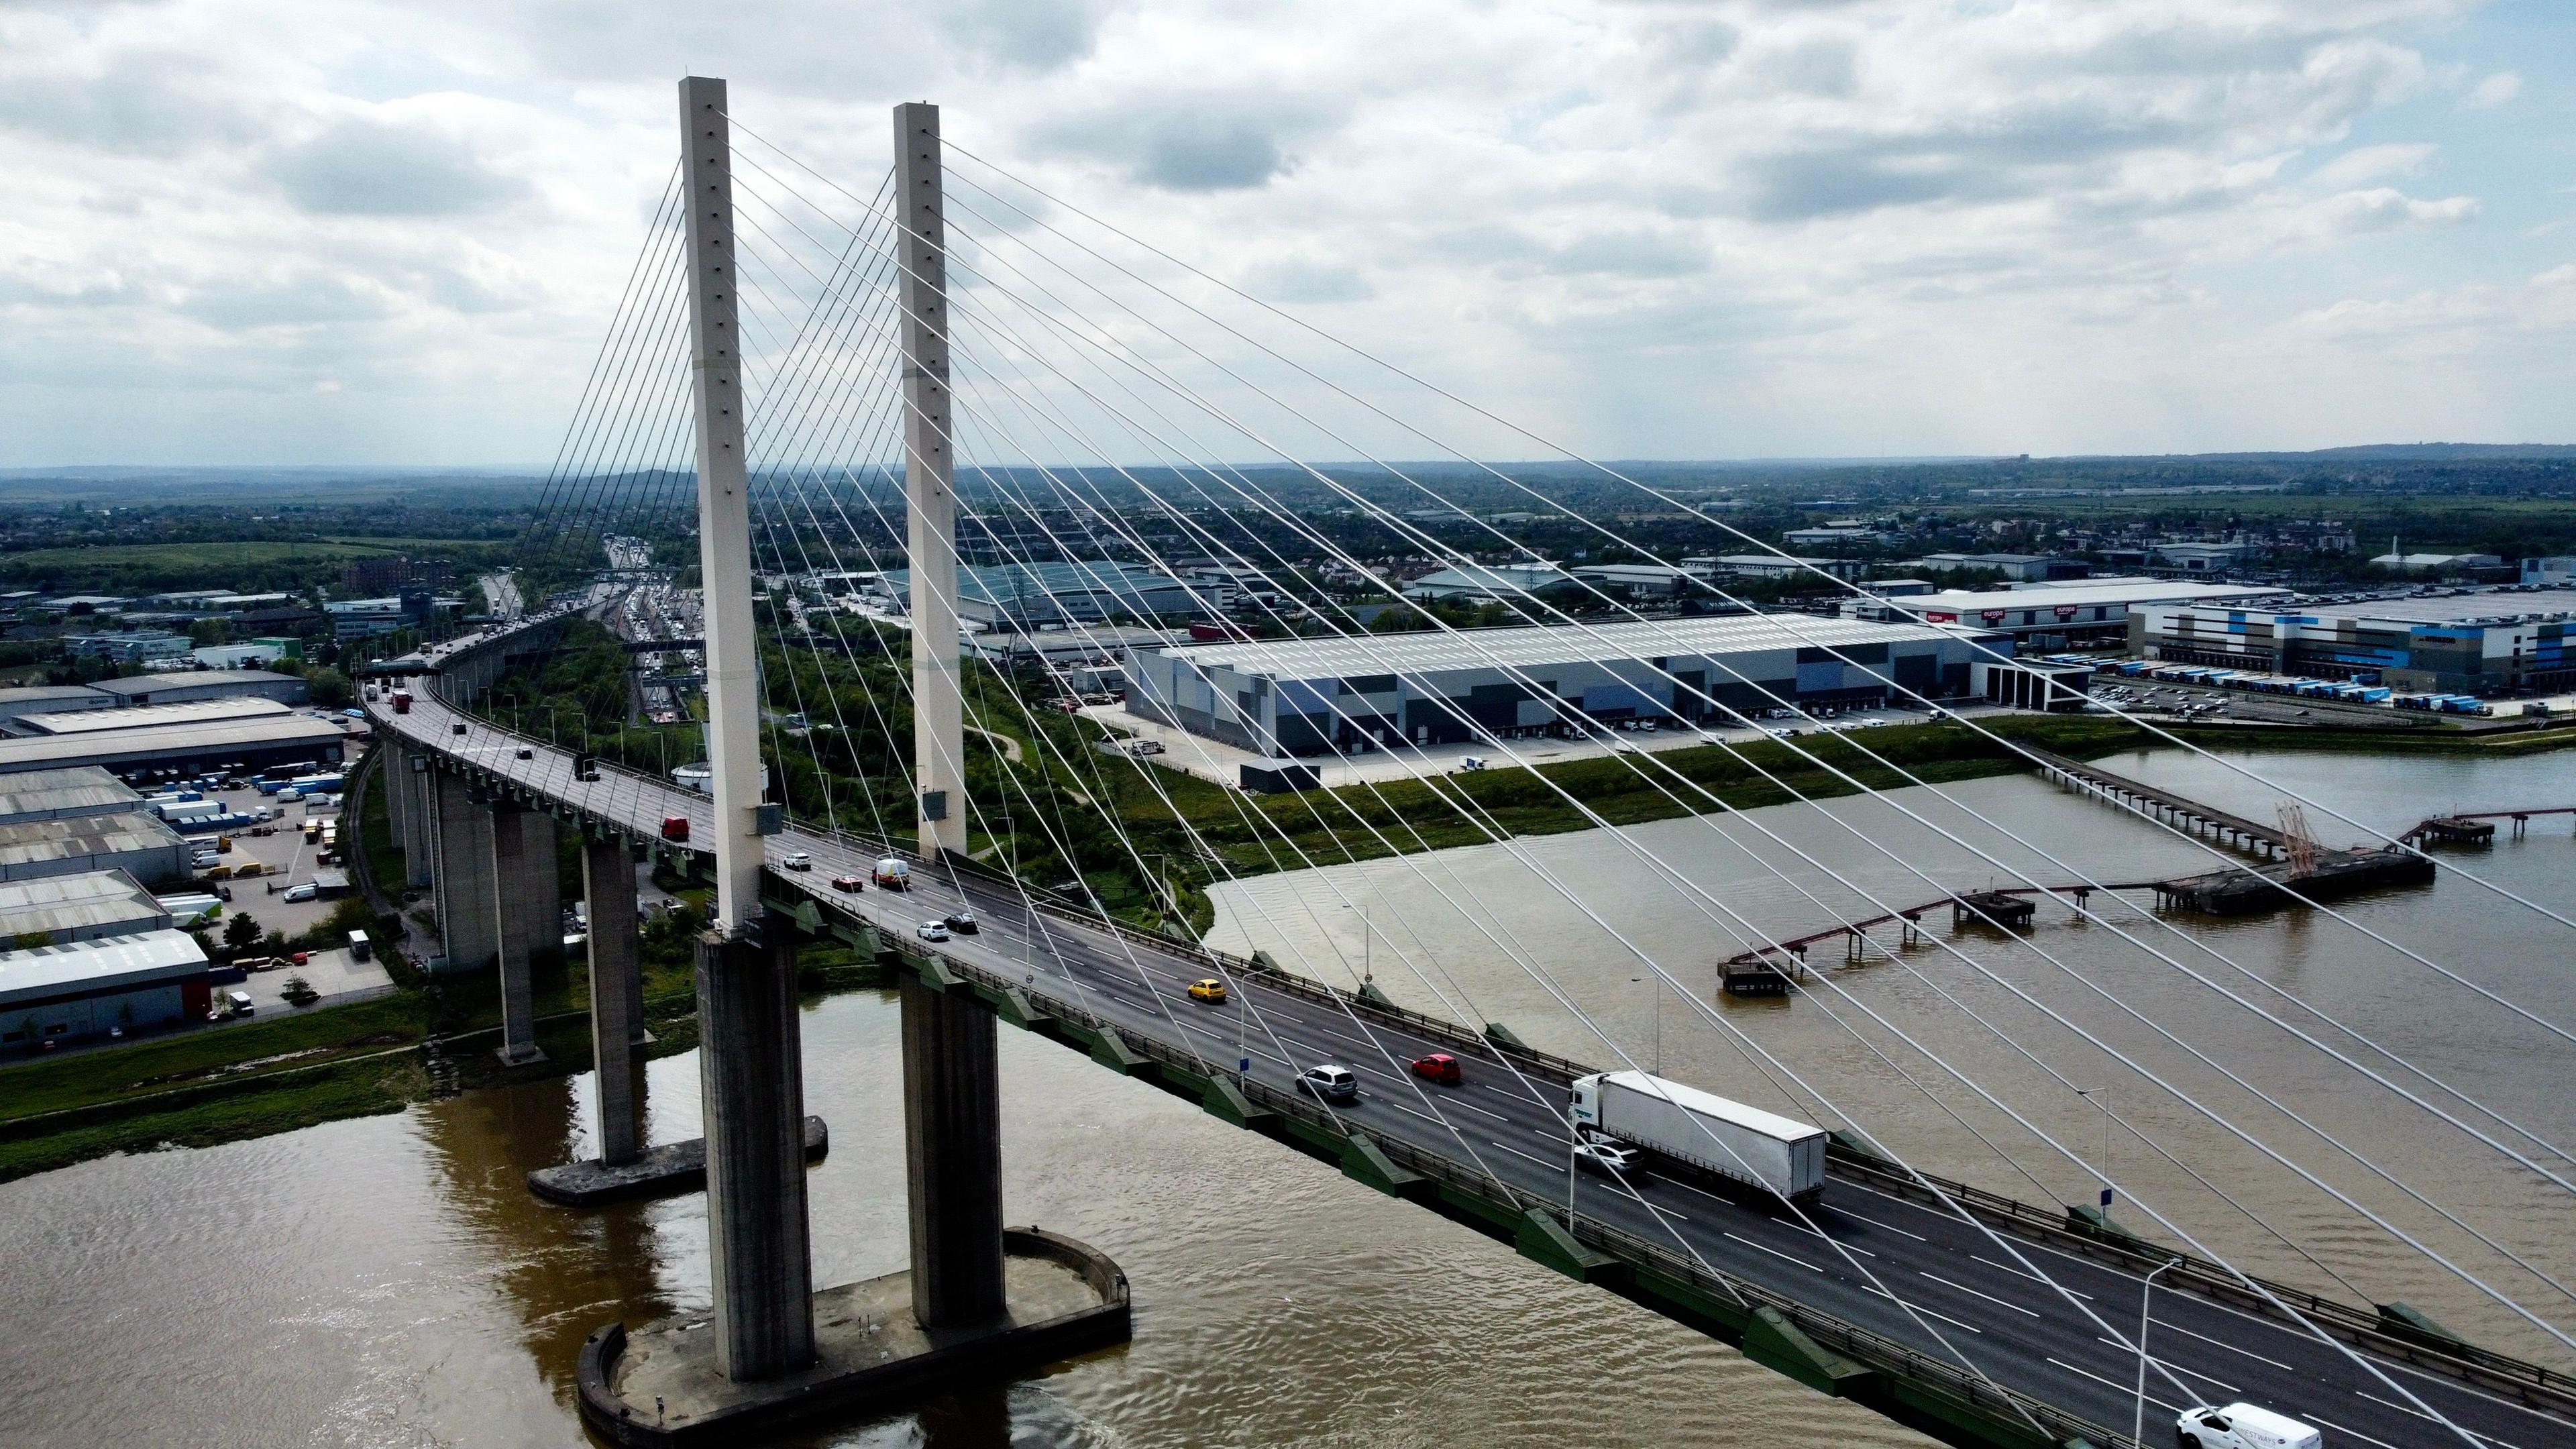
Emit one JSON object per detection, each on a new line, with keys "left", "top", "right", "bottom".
{"left": 227, "top": 990, "right": 256, "bottom": 1016}
{"left": 2176, "top": 1403, "right": 2321, "bottom": 1449}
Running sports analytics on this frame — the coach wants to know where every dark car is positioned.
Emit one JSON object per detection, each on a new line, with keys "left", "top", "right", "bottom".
{"left": 515, "top": 746, "right": 533, "bottom": 760}
{"left": 943, "top": 911, "right": 979, "bottom": 935}
{"left": 1410, "top": 1053, "right": 1461, "bottom": 1085}
{"left": 451, "top": 722, "right": 468, "bottom": 736}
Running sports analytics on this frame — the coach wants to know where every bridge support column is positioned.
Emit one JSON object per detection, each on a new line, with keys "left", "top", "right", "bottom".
{"left": 396, "top": 747, "right": 434, "bottom": 887}
{"left": 429, "top": 770, "right": 498, "bottom": 974}
{"left": 697, "top": 922, "right": 816, "bottom": 1380}
{"left": 902, "top": 975, "right": 1006, "bottom": 1328}
{"left": 584, "top": 832, "right": 644, "bottom": 1165}
{"left": 490, "top": 803, "right": 555, "bottom": 1066}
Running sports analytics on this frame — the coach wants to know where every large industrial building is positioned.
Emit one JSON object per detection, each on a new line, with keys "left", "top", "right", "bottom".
{"left": 0, "top": 869, "right": 172, "bottom": 945}
{"left": 2133, "top": 586, "right": 2576, "bottom": 694}
{"left": 1849, "top": 578, "right": 2287, "bottom": 643}
{"left": 0, "top": 767, "right": 148, "bottom": 826}
{"left": 0, "top": 810, "right": 191, "bottom": 885}
{"left": 85, "top": 668, "right": 310, "bottom": 707}
{"left": 1, "top": 927, "right": 211, "bottom": 1050}
{"left": 0, "top": 696, "right": 294, "bottom": 739}
{"left": 1125, "top": 614, "right": 2010, "bottom": 757}
{"left": 0, "top": 713, "right": 347, "bottom": 780}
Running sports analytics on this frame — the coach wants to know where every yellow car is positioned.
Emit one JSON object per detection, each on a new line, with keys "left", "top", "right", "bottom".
{"left": 1187, "top": 977, "right": 1228, "bottom": 1004}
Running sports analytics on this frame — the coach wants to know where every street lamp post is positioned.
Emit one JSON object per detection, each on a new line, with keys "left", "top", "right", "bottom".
{"left": 1631, "top": 975, "right": 1661, "bottom": 1073}
{"left": 2137, "top": 1256, "right": 2184, "bottom": 1444}
{"left": 2075, "top": 1086, "right": 2114, "bottom": 1209}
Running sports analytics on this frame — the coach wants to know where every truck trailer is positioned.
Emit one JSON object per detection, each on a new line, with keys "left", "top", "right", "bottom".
{"left": 1570, "top": 1071, "right": 1828, "bottom": 1202}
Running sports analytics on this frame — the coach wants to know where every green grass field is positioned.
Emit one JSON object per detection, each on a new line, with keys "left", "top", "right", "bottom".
{"left": 0, "top": 539, "right": 408, "bottom": 594}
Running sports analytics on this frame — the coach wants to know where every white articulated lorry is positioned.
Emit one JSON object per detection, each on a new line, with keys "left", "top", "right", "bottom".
{"left": 1570, "top": 1071, "right": 1829, "bottom": 1202}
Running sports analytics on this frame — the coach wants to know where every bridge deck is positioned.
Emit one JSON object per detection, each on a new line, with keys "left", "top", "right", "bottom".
{"left": 368, "top": 625, "right": 2576, "bottom": 1449}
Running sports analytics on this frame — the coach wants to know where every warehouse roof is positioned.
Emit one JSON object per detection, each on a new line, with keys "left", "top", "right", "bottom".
{"left": 0, "top": 812, "right": 187, "bottom": 872}
{"left": 1898, "top": 579, "right": 2286, "bottom": 616}
{"left": 2283, "top": 585, "right": 2576, "bottom": 628}
{"left": 0, "top": 929, "right": 208, "bottom": 1009}
{"left": 0, "top": 685, "right": 113, "bottom": 711}
{"left": 0, "top": 869, "right": 168, "bottom": 942}
{"left": 0, "top": 715, "right": 347, "bottom": 774}
{"left": 1156, "top": 612, "right": 1986, "bottom": 680}
{"left": 88, "top": 668, "right": 306, "bottom": 699}
{"left": 0, "top": 767, "right": 142, "bottom": 824}
{"left": 14, "top": 697, "right": 292, "bottom": 737}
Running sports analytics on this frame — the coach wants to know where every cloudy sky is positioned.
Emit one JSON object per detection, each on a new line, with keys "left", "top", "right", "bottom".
{"left": 1, "top": 0, "right": 2569, "bottom": 467}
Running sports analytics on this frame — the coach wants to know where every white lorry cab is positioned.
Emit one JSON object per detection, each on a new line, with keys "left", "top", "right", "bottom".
{"left": 2176, "top": 1403, "right": 2322, "bottom": 1449}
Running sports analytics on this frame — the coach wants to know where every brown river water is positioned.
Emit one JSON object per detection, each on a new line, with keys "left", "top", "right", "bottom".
{"left": 1, "top": 748, "right": 2571, "bottom": 1446}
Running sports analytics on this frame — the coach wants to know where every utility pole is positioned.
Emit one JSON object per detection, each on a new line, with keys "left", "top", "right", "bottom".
{"left": 895, "top": 101, "right": 966, "bottom": 860}
{"left": 680, "top": 73, "right": 766, "bottom": 934}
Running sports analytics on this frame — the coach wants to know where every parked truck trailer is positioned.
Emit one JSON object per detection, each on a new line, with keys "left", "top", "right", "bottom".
{"left": 1570, "top": 1071, "right": 1828, "bottom": 1201}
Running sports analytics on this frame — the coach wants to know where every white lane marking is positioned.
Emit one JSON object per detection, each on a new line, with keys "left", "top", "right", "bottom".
{"left": 1870, "top": 1288, "right": 1984, "bottom": 1335}
{"left": 2047, "top": 1356, "right": 2178, "bottom": 1411}
{"left": 2305, "top": 1414, "right": 2408, "bottom": 1449}
{"left": 1487, "top": 1139, "right": 1560, "bottom": 1169}
{"left": 2355, "top": 1389, "right": 2528, "bottom": 1448}
{"left": 1920, "top": 1270, "right": 2043, "bottom": 1318}
{"left": 1829, "top": 1208, "right": 1928, "bottom": 1242}
{"left": 1723, "top": 1232, "right": 1825, "bottom": 1273}
{"left": 2148, "top": 1316, "right": 2291, "bottom": 1372}
{"left": 2093, "top": 1342, "right": 2237, "bottom": 1397}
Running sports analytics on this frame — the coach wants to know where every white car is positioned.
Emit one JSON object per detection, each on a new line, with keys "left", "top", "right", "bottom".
{"left": 782, "top": 852, "right": 812, "bottom": 871}
{"left": 2175, "top": 1402, "right": 2320, "bottom": 1449}
{"left": 283, "top": 883, "right": 318, "bottom": 903}
{"left": 916, "top": 921, "right": 951, "bottom": 942}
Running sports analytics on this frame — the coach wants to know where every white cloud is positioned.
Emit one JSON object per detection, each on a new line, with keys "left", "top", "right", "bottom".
{"left": 0, "top": 0, "right": 2557, "bottom": 465}
{"left": 2462, "top": 69, "right": 2522, "bottom": 108}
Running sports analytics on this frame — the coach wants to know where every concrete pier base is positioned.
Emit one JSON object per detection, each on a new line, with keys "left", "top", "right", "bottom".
{"left": 584, "top": 832, "right": 645, "bottom": 1165}
{"left": 697, "top": 925, "right": 816, "bottom": 1380}
{"left": 529, "top": 1117, "right": 828, "bottom": 1208}
{"left": 902, "top": 975, "right": 1006, "bottom": 1328}
{"left": 429, "top": 770, "right": 498, "bottom": 974}
{"left": 576, "top": 1228, "right": 1130, "bottom": 1448}
{"left": 490, "top": 804, "right": 552, "bottom": 1067}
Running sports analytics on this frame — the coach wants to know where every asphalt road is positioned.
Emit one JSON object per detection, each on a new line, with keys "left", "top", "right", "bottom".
{"left": 376, "top": 634, "right": 2574, "bottom": 1449}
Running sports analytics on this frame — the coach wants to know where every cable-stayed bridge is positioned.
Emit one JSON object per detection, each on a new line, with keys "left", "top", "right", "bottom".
{"left": 359, "top": 76, "right": 2576, "bottom": 1449}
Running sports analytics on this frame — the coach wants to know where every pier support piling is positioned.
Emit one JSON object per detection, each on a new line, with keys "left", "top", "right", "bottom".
{"left": 430, "top": 769, "right": 498, "bottom": 974}
{"left": 902, "top": 974, "right": 1008, "bottom": 1328}
{"left": 584, "top": 832, "right": 645, "bottom": 1165}
{"left": 696, "top": 922, "right": 816, "bottom": 1380}
{"left": 490, "top": 802, "right": 554, "bottom": 1066}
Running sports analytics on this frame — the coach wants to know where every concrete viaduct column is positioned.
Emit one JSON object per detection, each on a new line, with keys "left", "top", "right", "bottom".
{"left": 582, "top": 831, "right": 644, "bottom": 1167}
{"left": 490, "top": 803, "right": 556, "bottom": 1066}
{"left": 396, "top": 747, "right": 435, "bottom": 888}
{"left": 902, "top": 977, "right": 1006, "bottom": 1327}
{"left": 429, "top": 770, "right": 498, "bottom": 974}
{"left": 696, "top": 922, "right": 816, "bottom": 1379}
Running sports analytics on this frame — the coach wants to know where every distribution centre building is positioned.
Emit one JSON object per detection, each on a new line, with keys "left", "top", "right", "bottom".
{"left": 2133, "top": 586, "right": 2576, "bottom": 694}
{"left": 1847, "top": 578, "right": 2287, "bottom": 643}
{"left": 0, "top": 930, "right": 213, "bottom": 1049}
{"left": 0, "top": 767, "right": 147, "bottom": 826}
{"left": 0, "top": 714, "right": 348, "bottom": 780}
{"left": 1124, "top": 613, "right": 2011, "bottom": 757}
{"left": 0, "top": 811, "right": 193, "bottom": 885}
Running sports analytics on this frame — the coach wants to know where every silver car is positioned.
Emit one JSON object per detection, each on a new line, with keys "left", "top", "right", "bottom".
{"left": 916, "top": 921, "right": 951, "bottom": 943}
{"left": 1296, "top": 1065, "right": 1359, "bottom": 1102}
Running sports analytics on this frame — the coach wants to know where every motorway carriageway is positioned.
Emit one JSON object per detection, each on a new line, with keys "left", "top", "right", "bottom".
{"left": 385, "top": 680, "right": 2573, "bottom": 1449}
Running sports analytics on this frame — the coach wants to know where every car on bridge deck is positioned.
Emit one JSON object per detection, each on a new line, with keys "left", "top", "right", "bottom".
{"left": 451, "top": 721, "right": 467, "bottom": 735}
{"left": 1572, "top": 1138, "right": 1642, "bottom": 1177}
{"left": 515, "top": 747, "right": 533, "bottom": 759}
{"left": 1186, "top": 977, "right": 1227, "bottom": 1003}
{"left": 781, "top": 852, "right": 812, "bottom": 871}
{"left": 2176, "top": 1403, "right": 2320, "bottom": 1449}
{"left": 660, "top": 815, "right": 690, "bottom": 843}
{"left": 831, "top": 874, "right": 864, "bottom": 893}
{"left": 1296, "top": 1065, "right": 1358, "bottom": 1102}
{"left": 942, "top": 910, "right": 977, "bottom": 934}
{"left": 916, "top": 921, "right": 951, "bottom": 943}
{"left": 1409, "top": 1052, "right": 1461, "bottom": 1085}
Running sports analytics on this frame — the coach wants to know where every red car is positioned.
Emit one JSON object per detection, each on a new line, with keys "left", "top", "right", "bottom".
{"left": 1410, "top": 1053, "right": 1461, "bottom": 1085}
{"left": 660, "top": 815, "right": 690, "bottom": 843}
{"left": 831, "top": 874, "right": 865, "bottom": 894}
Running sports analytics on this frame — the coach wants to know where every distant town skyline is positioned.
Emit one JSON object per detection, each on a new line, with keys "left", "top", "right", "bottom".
{"left": 2, "top": 0, "right": 2569, "bottom": 467}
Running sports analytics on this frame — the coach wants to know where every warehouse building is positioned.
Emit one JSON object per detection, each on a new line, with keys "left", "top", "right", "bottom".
{"left": 0, "top": 685, "right": 115, "bottom": 729}
{"left": 86, "top": 668, "right": 311, "bottom": 707}
{"left": 1851, "top": 578, "right": 2286, "bottom": 643}
{"left": 0, "top": 869, "right": 172, "bottom": 945}
{"left": 0, "top": 810, "right": 191, "bottom": 885}
{"left": 1126, "top": 614, "right": 2008, "bottom": 757}
{"left": 0, "top": 714, "right": 347, "bottom": 780}
{"left": 875, "top": 561, "right": 1195, "bottom": 628}
{"left": 1, "top": 696, "right": 293, "bottom": 739}
{"left": 0, "top": 767, "right": 146, "bottom": 826}
{"left": 2133, "top": 586, "right": 2576, "bottom": 695}
{"left": 0, "top": 930, "right": 212, "bottom": 1050}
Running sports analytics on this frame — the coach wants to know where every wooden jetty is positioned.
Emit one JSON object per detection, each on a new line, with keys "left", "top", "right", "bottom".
{"left": 1719, "top": 880, "right": 2158, "bottom": 989}
{"left": 2025, "top": 748, "right": 2287, "bottom": 859}
{"left": 2151, "top": 849, "right": 2435, "bottom": 915}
